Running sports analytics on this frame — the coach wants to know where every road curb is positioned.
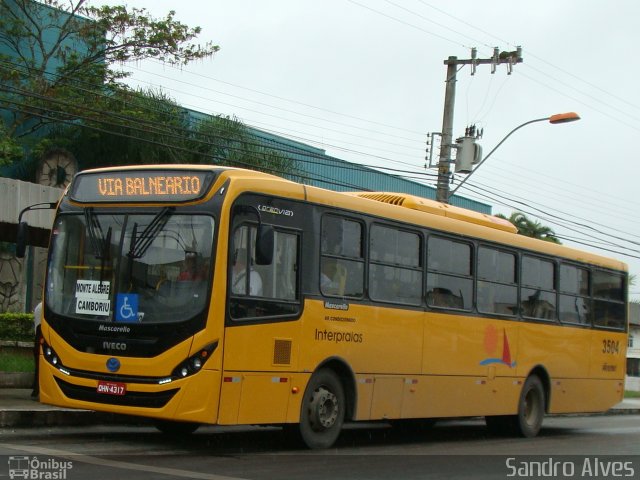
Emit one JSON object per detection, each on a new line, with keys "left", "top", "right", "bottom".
{"left": 0, "top": 408, "right": 148, "bottom": 428}
{"left": 0, "top": 373, "right": 32, "bottom": 389}
{"left": 603, "top": 408, "right": 640, "bottom": 415}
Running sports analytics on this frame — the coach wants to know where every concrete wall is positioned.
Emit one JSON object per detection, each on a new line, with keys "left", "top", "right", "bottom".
{"left": 0, "top": 178, "right": 62, "bottom": 313}
{"left": 0, "top": 177, "right": 62, "bottom": 231}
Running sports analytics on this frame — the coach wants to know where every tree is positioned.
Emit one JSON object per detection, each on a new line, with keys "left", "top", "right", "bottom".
{"left": 36, "top": 87, "right": 195, "bottom": 167}
{"left": 496, "top": 212, "right": 561, "bottom": 244}
{"left": 0, "top": 1, "right": 297, "bottom": 178}
{"left": 0, "top": 0, "right": 219, "bottom": 139}
{"left": 0, "top": 124, "right": 23, "bottom": 166}
{"left": 36, "top": 86, "right": 298, "bottom": 175}
{"left": 191, "top": 115, "right": 298, "bottom": 175}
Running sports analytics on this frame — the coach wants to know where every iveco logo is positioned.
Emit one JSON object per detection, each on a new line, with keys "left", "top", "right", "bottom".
{"left": 106, "top": 357, "right": 120, "bottom": 372}
{"left": 103, "top": 341, "right": 127, "bottom": 351}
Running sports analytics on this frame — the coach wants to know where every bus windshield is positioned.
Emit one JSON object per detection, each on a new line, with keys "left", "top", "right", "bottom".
{"left": 46, "top": 211, "right": 214, "bottom": 324}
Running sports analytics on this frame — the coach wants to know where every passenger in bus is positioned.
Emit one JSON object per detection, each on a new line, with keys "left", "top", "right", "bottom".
{"left": 522, "top": 290, "right": 555, "bottom": 319}
{"left": 177, "top": 252, "right": 203, "bottom": 281}
{"left": 231, "top": 248, "right": 263, "bottom": 296}
{"left": 427, "top": 287, "right": 463, "bottom": 309}
{"left": 321, "top": 260, "right": 339, "bottom": 294}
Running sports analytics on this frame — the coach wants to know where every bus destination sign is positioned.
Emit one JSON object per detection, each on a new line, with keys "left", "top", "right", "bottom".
{"left": 69, "top": 170, "right": 216, "bottom": 203}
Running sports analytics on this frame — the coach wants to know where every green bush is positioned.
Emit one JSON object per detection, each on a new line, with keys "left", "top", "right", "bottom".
{"left": 0, "top": 313, "right": 35, "bottom": 342}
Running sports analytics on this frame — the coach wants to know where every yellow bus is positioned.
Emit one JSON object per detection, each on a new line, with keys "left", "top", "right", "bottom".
{"left": 20, "top": 165, "right": 628, "bottom": 449}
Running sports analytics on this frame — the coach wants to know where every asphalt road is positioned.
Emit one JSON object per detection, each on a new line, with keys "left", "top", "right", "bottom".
{"left": 0, "top": 415, "right": 639, "bottom": 480}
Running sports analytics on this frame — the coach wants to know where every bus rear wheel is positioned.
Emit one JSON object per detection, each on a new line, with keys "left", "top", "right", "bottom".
{"left": 298, "top": 369, "right": 345, "bottom": 449}
{"left": 485, "top": 375, "right": 545, "bottom": 438}
{"left": 516, "top": 375, "right": 545, "bottom": 437}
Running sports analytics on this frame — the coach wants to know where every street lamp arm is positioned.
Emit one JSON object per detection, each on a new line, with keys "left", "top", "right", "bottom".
{"left": 448, "top": 117, "right": 548, "bottom": 199}
{"left": 447, "top": 113, "right": 579, "bottom": 200}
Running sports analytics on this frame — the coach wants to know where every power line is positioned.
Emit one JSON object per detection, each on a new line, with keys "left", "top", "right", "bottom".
{"left": 345, "top": 0, "right": 466, "bottom": 47}
{"left": 461, "top": 157, "right": 640, "bottom": 229}
{"left": 1, "top": 79, "right": 441, "bottom": 193}
{"left": 1, "top": 57, "right": 443, "bottom": 184}
{"left": 463, "top": 179, "right": 640, "bottom": 247}
{"left": 1, "top": 57, "right": 429, "bottom": 179}
{"left": 0, "top": 60, "right": 423, "bottom": 173}
{"left": 407, "top": 1, "right": 640, "bottom": 125}
{"left": 126, "top": 64, "right": 425, "bottom": 145}
{"left": 381, "top": 0, "right": 483, "bottom": 48}
{"left": 354, "top": 0, "right": 640, "bottom": 134}
{"left": 1, "top": 96, "right": 379, "bottom": 193}
{"left": 139, "top": 60, "right": 426, "bottom": 135}
{"left": 461, "top": 184, "right": 640, "bottom": 260}
{"left": 462, "top": 163, "right": 640, "bottom": 227}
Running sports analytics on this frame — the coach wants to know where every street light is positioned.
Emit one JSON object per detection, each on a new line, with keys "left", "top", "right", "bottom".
{"left": 448, "top": 112, "right": 580, "bottom": 200}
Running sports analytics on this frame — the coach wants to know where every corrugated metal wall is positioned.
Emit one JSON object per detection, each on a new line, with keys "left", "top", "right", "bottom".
{"left": 0, "top": 178, "right": 62, "bottom": 230}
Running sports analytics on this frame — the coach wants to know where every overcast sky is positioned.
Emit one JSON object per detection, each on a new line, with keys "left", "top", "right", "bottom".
{"left": 92, "top": 0, "right": 640, "bottom": 299}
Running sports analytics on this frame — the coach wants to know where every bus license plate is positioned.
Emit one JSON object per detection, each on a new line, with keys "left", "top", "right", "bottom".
{"left": 97, "top": 381, "right": 126, "bottom": 396}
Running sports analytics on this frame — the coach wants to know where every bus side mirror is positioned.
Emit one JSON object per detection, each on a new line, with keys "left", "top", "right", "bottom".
{"left": 15, "top": 202, "right": 57, "bottom": 259}
{"left": 255, "top": 225, "right": 274, "bottom": 265}
{"left": 16, "top": 222, "right": 29, "bottom": 258}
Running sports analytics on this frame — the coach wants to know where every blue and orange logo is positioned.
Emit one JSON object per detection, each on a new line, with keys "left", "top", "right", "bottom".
{"left": 480, "top": 325, "right": 516, "bottom": 368}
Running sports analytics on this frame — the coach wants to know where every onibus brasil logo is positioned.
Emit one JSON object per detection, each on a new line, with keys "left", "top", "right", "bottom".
{"left": 8, "top": 456, "right": 73, "bottom": 479}
{"left": 480, "top": 325, "right": 516, "bottom": 368}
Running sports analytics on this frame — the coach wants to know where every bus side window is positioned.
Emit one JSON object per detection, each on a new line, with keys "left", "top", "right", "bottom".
{"left": 521, "top": 255, "right": 557, "bottom": 321}
{"left": 591, "top": 270, "right": 626, "bottom": 329}
{"left": 477, "top": 246, "right": 517, "bottom": 316}
{"left": 426, "top": 236, "right": 473, "bottom": 310}
{"left": 229, "top": 224, "right": 300, "bottom": 320}
{"left": 320, "top": 215, "right": 364, "bottom": 298}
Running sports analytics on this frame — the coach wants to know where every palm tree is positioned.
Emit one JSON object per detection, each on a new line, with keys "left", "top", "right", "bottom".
{"left": 496, "top": 212, "right": 561, "bottom": 244}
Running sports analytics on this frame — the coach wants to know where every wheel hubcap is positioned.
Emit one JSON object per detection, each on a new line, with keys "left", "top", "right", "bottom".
{"left": 309, "top": 386, "right": 339, "bottom": 431}
{"left": 524, "top": 389, "right": 540, "bottom": 426}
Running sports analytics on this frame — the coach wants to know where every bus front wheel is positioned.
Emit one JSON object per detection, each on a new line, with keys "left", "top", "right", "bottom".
{"left": 298, "top": 368, "right": 345, "bottom": 449}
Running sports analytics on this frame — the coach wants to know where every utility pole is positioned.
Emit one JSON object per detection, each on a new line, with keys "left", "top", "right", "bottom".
{"left": 435, "top": 47, "right": 523, "bottom": 204}
{"left": 435, "top": 57, "right": 458, "bottom": 203}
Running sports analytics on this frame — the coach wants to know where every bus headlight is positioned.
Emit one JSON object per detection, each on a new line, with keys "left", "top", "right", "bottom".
{"left": 170, "top": 342, "right": 217, "bottom": 381}
{"left": 43, "top": 342, "right": 64, "bottom": 372}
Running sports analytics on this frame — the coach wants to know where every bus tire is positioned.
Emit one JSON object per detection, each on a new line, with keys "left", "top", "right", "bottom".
{"left": 154, "top": 419, "right": 200, "bottom": 436}
{"left": 515, "top": 375, "right": 545, "bottom": 438}
{"left": 485, "top": 375, "right": 545, "bottom": 437}
{"left": 298, "top": 368, "right": 345, "bottom": 449}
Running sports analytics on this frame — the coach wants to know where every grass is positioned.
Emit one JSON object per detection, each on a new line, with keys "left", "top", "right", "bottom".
{"left": 625, "top": 390, "right": 640, "bottom": 399}
{"left": 0, "top": 351, "right": 35, "bottom": 373}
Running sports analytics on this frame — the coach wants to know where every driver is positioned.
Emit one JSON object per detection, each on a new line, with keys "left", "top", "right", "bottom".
{"left": 177, "top": 252, "right": 203, "bottom": 281}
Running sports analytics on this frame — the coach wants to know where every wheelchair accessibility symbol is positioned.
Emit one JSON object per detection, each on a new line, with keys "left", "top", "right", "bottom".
{"left": 115, "top": 293, "right": 139, "bottom": 322}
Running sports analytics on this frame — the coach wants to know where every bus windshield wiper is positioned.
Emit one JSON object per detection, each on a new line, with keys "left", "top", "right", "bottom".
{"left": 99, "top": 227, "right": 112, "bottom": 282}
{"left": 127, "top": 207, "right": 174, "bottom": 259}
{"left": 84, "top": 208, "right": 109, "bottom": 260}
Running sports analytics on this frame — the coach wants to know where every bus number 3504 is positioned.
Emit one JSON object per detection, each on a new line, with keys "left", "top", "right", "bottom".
{"left": 602, "top": 339, "right": 620, "bottom": 355}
